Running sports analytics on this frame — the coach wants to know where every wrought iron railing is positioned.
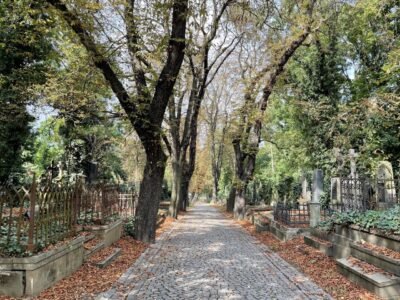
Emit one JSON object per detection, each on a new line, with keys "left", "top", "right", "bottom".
{"left": 273, "top": 203, "right": 310, "bottom": 226}
{"left": 0, "top": 181, "right": 137, "bottom": 255}
{"left": 340, "top": 177, "right": 372, "bottom": 212}
{"left": 339, "top": 177, "right": 399, "bottom": 212}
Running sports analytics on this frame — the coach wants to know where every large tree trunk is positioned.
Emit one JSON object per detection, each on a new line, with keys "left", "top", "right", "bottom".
{"left": 135, "top": 145, "right": 167, "bottom": 242}
{"left": 234, "top": 185, "right": 246, "bottom": 219}
{"left": 226, "top": 185, "right": 236, "bottom": 212}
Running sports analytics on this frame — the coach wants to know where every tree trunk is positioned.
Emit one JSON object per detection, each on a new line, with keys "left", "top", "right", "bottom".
{"left": 180, "top": 175, "right": 190, "bottom": 211}
{"left": 226, "top": 185, "right": 236, "bottom": 212}
{"left": 135, "top": 145, "right": 167, "bottom": 243}
{"left": 212, "top": 179, "right": 219, "bottom": 202}
{"left": 169, "top": 155, "right": 182, "bottom": 218}
{"left": 234, "top": 185, "right": 246, "bottom": 219}
{"left": 211, "top": 157, "right": 221, "bottom": 201}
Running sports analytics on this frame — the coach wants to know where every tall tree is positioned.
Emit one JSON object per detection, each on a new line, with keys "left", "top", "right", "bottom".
{"left": 0, "top": 0, "right": 53, "bottom": 183}
{"left": 46, "top": 0, "right": 189, "bottom": 242}
{"left": 230, "top": 0, "right": 325, "bottom": 218}
{"left": 166, "top": 0, "right": 239, "bottom": 217}
{"left": 204, "top": 77, "right": 232, "bottom": 201}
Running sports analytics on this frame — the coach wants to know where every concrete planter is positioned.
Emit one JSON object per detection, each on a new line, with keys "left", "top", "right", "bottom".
{"left": 0, "top": 236, "right": 85, "bottom": 297}
{"left": 84, "top": 219, "right": 123, "bottom": 247}
{"left": 264, "top": 216, "right": 311, "bottom": 241}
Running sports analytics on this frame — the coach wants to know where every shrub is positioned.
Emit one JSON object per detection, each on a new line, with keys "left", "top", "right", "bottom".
{"left": 124, "top": 217, "right": 135, "bottom": 237}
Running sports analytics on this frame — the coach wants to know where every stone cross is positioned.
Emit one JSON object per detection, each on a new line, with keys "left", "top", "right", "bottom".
{"left": 348, "top": 149, "right": 359, "bottom": 178}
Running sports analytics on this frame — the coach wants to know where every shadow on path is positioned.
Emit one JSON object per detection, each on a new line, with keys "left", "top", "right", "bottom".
{"left": 97, "top": 203, "right": 332, "bottom": 300}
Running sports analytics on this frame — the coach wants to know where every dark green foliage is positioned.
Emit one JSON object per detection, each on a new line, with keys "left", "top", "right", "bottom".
{"left": 0, "top": 0, "right": 53, "bottom": 182}
{"left": 319, "top": 206, "right": 400, "bottom": 234}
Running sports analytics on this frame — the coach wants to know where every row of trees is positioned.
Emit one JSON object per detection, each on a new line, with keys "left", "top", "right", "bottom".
{"left": 1, "top": 0, "right": 399, "bottom": 242}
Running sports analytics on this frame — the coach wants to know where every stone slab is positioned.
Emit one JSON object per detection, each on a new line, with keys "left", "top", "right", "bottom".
{"left": 351, "top": 243, "right": 400, "bottom": 276}
{"left": 304, "top": 236, "right": 333, "bottom": 257}
{"left": 0, "top": 271, "right": 24, "bottom": 298}
{"left": 337, "top": 257, "right": 400, "bottom": 300}
{"left": 95, "top": 248, "right": 121, "bottom": 269}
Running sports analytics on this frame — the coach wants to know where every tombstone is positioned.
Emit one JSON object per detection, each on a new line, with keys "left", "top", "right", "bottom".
{"left": 376, "top": 161, "right": 396, "bottom": 205}
{"left": 310, "top": 169, "right": 323, "bottom": 227}
{"left": 301, "top": 176, "right": 307, "bottom": 198}
{"left": 330, "top": 177, "right": 341, "bottom": 204}
{"left": 299, "top": 175, "right": 309, "bottom": 205}
{"left": 348, "top": 149, "right": 359, "bottom": 178}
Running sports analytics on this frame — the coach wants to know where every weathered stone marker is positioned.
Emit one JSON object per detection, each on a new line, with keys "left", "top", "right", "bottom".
{"left": 376, "top": 161, "right": 396, "bottom": 204}
{"left": 330, "top": 177, "right": 341, "bottom": 204}
{"left": 310, "top": 169, "right": 323, "bottom": 227}
{"left": 299, "top": 174, "right": 311, "bottom": 205}
{"left": 348, "top": 149, "right": 359, "bottom": 179}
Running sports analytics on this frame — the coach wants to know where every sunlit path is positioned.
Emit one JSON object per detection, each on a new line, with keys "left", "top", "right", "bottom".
{"left": 97, "top": 204, "right": 331, "bottom": 300}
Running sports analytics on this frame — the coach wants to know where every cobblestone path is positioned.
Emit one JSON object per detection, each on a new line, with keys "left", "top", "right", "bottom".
{"left": 97, "top": 204, "right": 332, "bottom": 300}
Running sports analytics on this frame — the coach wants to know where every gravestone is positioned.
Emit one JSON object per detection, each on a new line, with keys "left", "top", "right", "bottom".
{"left": 299, "top": 175, "right": 310, "bottom": 205}
{"left": 376, "top": 161, "right": 396, "bottom": 205}
{"left": 310, "top": 169, "right": 323, "bottom": 227}
{"left": 330, "top": 177, "right": 341, "bottom": 204}
{"left": 301, "top": 176, "right": 308, "bottom": 199}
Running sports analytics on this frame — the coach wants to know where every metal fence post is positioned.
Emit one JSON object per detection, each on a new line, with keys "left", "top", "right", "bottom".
{"left": 27, "top": 176, "right": 37, "bottom": 252}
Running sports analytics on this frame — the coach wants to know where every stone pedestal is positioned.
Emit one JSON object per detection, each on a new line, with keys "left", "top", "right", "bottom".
{"left": 310, "top": 169, "right": 323, "bottom": 228}
{"left": 309, "top": 202, "right": 321, "bottom": 227}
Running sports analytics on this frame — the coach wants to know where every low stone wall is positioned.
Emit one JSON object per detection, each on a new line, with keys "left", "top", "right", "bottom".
{"left": 334, "top": 225, "right": 400, "bottom": 252}
{"left": 307, "top": 226, "right": 400, "bottom": 299}
{"left": 0, "top": 236, "right": 85, "bottom": 297}
{"left": 256, "top": 215, "right": 311, "bottom": 241}
{"left": 85, "top": 219, "right": 123, "bottom": 247}
{"left": 308, "top": 226, "right": 400, "bottom": 259}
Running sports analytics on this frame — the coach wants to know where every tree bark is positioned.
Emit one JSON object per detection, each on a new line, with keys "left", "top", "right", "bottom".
{"left": 180, "top": 173, "right": 190, "bottom": 211}
{"left": 135, "top": 145, "right": 167, "bottom": 242}
{"left": 226, "top": 185, "right": 236, "bottom": 212}
{"left": 169, "top": 154, "right": 182, "bottom": 218}
{"left": 234, "top": 185, "right": 246, "bottom": 219}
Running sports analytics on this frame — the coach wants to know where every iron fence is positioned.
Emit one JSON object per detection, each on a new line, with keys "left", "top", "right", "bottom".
{"left": 340, "top": 177, "right": 372, "bottom": 212}
{"left": 0, "top": 181, "right": 137, "bottom": 255}
{"left": 273, "top": 203, "right": 310, "bottom": 226}
{"left": 339, "top": 177, "right": 399, "bottom": 212}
